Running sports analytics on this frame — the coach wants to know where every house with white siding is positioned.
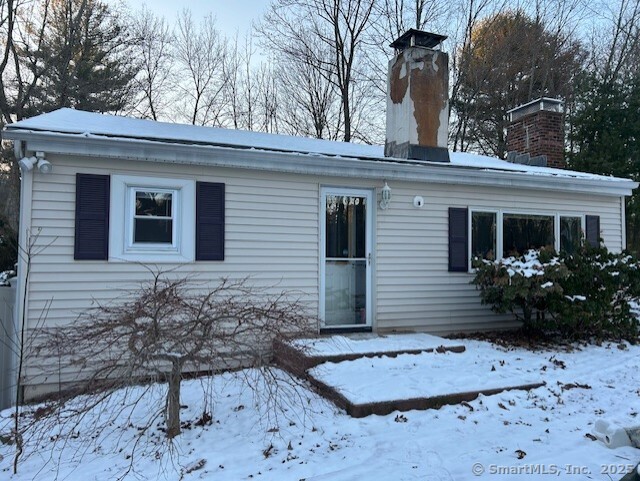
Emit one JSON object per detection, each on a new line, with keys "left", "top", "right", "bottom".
{"left": 2, "top": 30, "right": 638, "bottom": 400}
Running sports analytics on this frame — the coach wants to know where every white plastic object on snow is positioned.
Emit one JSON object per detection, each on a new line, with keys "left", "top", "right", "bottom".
{"left": 593, "top": 419, "right": 637, "bottom": 449}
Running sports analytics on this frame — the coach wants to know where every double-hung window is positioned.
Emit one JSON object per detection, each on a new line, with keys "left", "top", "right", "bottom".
{"left": 109, "top": 175, "right": 195, "bottom": 262}
{"left": 559, "top": 216, "right": 582, "bottom": 254}
{"left": 471, "top": 211, "right": 497, "bottom": 261}
{"left": 131, "top": 188, "right": 176, "bottom": 247}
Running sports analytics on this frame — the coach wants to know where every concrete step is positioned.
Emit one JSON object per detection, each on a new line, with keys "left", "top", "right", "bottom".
{"left": 274, "top": 333, "right": 544, "bottom": 418}
{"left": 274, "top": 333, "right": 466, "bottom": 376}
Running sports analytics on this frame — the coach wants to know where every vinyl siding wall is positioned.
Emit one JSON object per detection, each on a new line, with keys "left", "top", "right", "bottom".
{"left": 22, "top": 153, "right": 625, "bottom": 392}
{"left": 375, "top": 183, "right": 623, "bottom": 333}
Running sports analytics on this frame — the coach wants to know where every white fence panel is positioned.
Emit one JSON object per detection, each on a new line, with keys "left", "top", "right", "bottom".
{"left": 0, "top": 282, "right": 17, "bottom": 410}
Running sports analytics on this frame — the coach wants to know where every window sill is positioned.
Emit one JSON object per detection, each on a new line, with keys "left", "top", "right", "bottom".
{"left": 109, "top": 252, "right": 195, "bottom": 264}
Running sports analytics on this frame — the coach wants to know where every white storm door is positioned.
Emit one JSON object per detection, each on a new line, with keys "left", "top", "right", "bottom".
{"left": 320, "top": 188, "right": 372, "bottom": 328}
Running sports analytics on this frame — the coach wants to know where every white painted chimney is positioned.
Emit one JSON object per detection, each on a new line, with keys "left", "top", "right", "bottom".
{"left": 385, "top": 29, "right": 449, "bottom": 162}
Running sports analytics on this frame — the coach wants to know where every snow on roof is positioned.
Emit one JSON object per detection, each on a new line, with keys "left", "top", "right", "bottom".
{"left": 3, "top": 108, "right": 631, "bottom": 184}
{"left": 8, "top": 108, "right": 382, "bottom": 159}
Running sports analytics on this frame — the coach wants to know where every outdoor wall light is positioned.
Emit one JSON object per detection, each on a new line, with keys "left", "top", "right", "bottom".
{"left": 379, "top": 181, "right": 392, "bottom": 210}
{"left": 18, "top": 153, "right": 52, "bottom": 173}
{"left": 37, "top": 159, "right": 52, "bottom": 174}
{"left": 18, "top": 156, "right": 37, "bottom": 171}
{"left": 35, "top": 151, "right": 52, "bottom": 173}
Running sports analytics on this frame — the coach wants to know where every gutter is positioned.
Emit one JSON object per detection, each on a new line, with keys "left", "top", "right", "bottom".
{"left": 3, "top": 129, "right": 638, "bottom": 197}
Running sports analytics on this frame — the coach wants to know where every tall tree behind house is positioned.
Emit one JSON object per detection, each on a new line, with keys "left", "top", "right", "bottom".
{"left": 450, "top": 9, "right": 585, "bottom": 158}
{"left": 257, "top": 0, "right": 377, "bottom": 143}
{"left": 27, "top": 0, "right": 138, "bottom": 114}
{"left": 0, "top": 0, "right": 138, "bottom": 234}
{"left": 569, "top": 0, "right": 640, "bottom": 252}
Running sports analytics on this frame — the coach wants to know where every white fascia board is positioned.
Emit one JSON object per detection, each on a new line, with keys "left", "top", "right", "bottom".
{"left": 5, "top": 129, "right": 638, "bottom": 197}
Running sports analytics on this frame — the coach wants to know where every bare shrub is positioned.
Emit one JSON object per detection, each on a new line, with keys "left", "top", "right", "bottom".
{"left": 35, "top": 271, "right": 315, "bottom": 439}
{"left": 2, "top": 270, "right": 316, "bottom": 477}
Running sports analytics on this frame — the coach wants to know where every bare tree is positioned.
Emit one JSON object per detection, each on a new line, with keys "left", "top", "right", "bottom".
{"left": 129, "top": 6, "right": 173, "bottom": 120}
{"left": 0, "top": 0, "right": 51, "bottom": 230}
{"left": 255, "top": 62, "right": 280, "bottom": 133}
{"left": 275, "top": 43, "right": 342, "bottom": 139}
{"left": 35, "top": 272, "right": 314, "bottom": 439}
{"left": 173, "top": 11, "right": 226, "bottom": 126}
{"left": 448, "top": 0, "right": 503, "bottom": 153}
{"left": 258, "top": 0, "right": 376, "bottom": 142}
{"left": 222, "top": 35, "right": 265, "bottom": 131}
{"left": 221, "top": 33, "right": 244, "bottom": 130}
{"left": 587, "top": 0, "right": 640, "bottom": 84}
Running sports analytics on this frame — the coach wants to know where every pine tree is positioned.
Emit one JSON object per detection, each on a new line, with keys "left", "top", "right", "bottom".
{"left": 569, "top": 74, "right": 640, "bottom": 252}
{"left": 26, "top": 0, "right": 137, "bottom": 114}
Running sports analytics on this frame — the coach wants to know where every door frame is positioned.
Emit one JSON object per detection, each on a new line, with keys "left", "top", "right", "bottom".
{"left": 319, "top": 186, "right": 373, "bottom": 330}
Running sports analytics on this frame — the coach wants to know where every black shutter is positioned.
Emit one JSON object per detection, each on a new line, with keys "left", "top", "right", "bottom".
{"left": 74, "top": 174, "right": 110, "bottom": 260}
{"left": 585, "top": 215, "right": 600, "bottom": 247}
{"left": 196, "top": 182, "right": 225, "bottom": 261}
{"left": 449, "top": 207, "right": 468, "bottom": 272}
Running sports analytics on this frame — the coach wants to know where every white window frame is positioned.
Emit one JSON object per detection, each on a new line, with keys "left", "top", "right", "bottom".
{"left": 110, "top": 175, "right": 195, "bottom": 263}
{"left": 469, "top": 208, "right": 500, "bottom": 267}
{"left": 128, "top": 187, "right": 177, "bottom": 251}
{"left": 558, "top": 214, "right": 585, "bottom": 253}
{"left": 468, "top": 208, "right": 586, "bottom": 272}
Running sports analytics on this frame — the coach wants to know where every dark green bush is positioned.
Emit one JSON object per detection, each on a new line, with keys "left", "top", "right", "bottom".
{"left": 556, "top": 244, "right": 640, "bottom": 341}
{"left": 472, "top": 248, "right": 568, "bottom": 333}
{"left": 472, "top": 244, "right": 640, "bottom": 342}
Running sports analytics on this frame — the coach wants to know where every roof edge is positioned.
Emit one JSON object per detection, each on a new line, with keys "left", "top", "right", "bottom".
{"left": 4, "top": 129, "right": 637, "bottom": 197}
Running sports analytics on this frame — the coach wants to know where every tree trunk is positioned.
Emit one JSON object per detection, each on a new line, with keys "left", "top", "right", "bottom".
{"left": 166, "top": 361, "right": 182, "bottom": 438}
{"left": 342, "top": 90, "right": 351, "bottom": 142}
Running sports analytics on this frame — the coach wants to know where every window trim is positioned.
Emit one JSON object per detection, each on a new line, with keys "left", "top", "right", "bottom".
{"left": 110, "top": 175, "right": 195, "bottom": 263}
{"left": 127, "top": 187, "right": 178, "bottom": 251}
{"left": 467, "top": 208, "right": 586, "bottom": 272}
{"left": 468, "top": 208, "right": 499, "bottom": 267}
{"left": 558, "top": 214, "right": 585, "bottom": 254}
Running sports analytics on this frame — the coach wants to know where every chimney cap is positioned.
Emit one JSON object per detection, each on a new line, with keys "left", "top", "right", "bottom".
{"left": 507, "top": 97, "right": 563, "bottom": 122}
{"left": 390, "top": 29, "right": 447, "bottom": 52}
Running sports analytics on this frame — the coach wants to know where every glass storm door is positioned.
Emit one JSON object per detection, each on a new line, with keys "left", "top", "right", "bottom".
{"left": 321, "top": 188, "right": 372, "bottom": 328}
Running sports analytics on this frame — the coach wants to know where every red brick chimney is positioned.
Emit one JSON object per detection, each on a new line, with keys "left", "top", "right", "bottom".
{"left": 506, "top": 98, "right": 565, "bottom": 168}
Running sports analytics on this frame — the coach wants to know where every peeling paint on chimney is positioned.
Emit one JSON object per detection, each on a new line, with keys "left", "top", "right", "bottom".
{"left": 385, "top": 30, "right": 449, "bottom": 162}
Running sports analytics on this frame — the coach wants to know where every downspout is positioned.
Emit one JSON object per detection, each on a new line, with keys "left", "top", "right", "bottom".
{"left": 621, "top": 196, "right": 627, "bottom": 251}
{"left": 12, "top": 142, "right": 34, "bottom": 405}
{"left": 14, "top": 140, "right": 24, "bottom": 160}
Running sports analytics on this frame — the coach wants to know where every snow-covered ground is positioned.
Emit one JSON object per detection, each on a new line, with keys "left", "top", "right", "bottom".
{"left": 292, "top": 333, "right": 463, "bottom": 356}
{"left": 1, "top": 339, "right": 639, "bottom": 481}
{"left": 309, "top": 345, "right": 542, "bottom": 403}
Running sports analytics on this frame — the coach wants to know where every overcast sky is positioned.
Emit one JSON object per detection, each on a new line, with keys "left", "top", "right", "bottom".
{"left": 113, "top": 0, "right": 267, "bottom": 36}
